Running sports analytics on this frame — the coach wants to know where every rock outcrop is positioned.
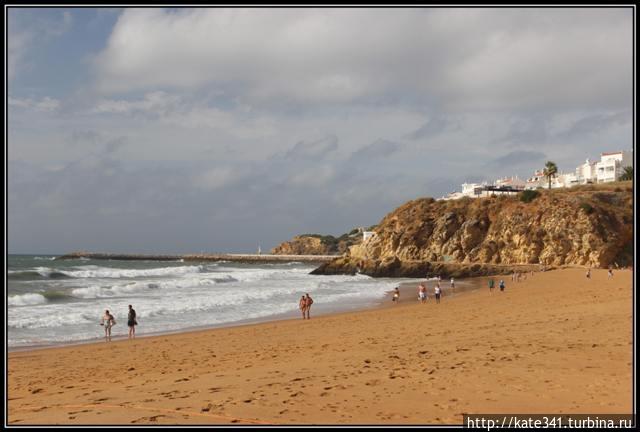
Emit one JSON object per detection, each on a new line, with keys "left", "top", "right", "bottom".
{"left": 272, "top": 229, "right": 367, "bottom": 255}
{"left": 312, "top": 182, "right": 633, "bottom": 277}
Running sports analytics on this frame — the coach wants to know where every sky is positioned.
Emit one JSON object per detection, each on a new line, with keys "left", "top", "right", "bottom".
{"left": 6, "top": 7, "right": 634, "bottom": 254}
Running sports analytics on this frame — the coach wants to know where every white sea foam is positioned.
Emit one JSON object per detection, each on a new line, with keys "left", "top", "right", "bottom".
{"left": 8, "top": 293, "right": 48, "bottom": 306}
{"left": 57, "top": 265, "right": 205, "bottom": 279}
{"left": 8, "top": 261, "right": 408, "bottom": 347}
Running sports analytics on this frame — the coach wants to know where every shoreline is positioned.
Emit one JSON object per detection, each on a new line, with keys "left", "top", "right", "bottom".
{"left": 9, "top": 267, "right": 632, "bottom": 424}
{"left": 9, "top": 274, "right": 489, "bottom": 353}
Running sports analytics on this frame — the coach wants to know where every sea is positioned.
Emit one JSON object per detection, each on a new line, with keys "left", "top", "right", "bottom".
{"left": 7, "top": 254, "right": 409, "bottom": 349}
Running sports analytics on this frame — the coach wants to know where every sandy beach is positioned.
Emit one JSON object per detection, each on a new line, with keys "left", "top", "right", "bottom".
{"left": 8, "top": 267, "right": 633, "bottom": 425}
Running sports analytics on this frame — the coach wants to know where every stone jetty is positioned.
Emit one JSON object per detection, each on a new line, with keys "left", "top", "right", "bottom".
{"left": 55, "top": 251, "right": 338, "bottom": 264}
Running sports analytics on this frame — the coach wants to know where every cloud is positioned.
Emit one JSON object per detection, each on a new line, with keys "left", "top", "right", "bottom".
{"left": 93, "top": 8, "right": 632, "bottom": 112}
{"left": 8, "top": 9, "right": 74, "bottom": 81}
{"left": 283, "top": 135, "right": 339, "bottom": 161}
{"left": 406, "top": 114, "right": 453, "bottom": 140}
{"left": 9, "top": 96, "right": 61, "bottom": 112}
{"left": 488, "top": 150, "right": 547, "bottom": 168}
{"left": 348, "top": 139, "right": 401, "bottom": 161}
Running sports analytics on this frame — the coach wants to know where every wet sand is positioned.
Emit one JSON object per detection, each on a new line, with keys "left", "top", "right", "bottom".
{"left": 8, "top": 268, "right": 633, "bottom": 425}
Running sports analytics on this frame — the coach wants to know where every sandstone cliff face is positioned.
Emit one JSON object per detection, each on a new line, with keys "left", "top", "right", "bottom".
{"left": 271, "top": 236, "right": 335, "bottom": 255}
{"left": 272, "top": 229, "right": 367, "bottom": 256}
{"left": 313, "top": 183, "right": 633, "bottom": 277}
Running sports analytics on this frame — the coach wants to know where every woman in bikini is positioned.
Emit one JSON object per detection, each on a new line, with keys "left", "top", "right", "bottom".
{"left": 101, "top": 309, "right": 116, "bottom": 342}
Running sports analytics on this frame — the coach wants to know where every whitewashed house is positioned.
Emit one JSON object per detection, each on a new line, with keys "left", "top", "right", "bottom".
{"left": 525, "top": 170, "right": 546, "bottom": 190}
{"left": 574, "top": 159, "right": 598, "bottom": 185}
{"left": 494, "top": 176, "right": 526, "bottom": 189}
{"left": 596, "top": 151, "right": 633, "bottom": 183}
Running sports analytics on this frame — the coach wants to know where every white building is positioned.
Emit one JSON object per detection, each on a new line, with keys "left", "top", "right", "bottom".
{"left": 596, "top": 151, "right": 633, "bottom": 183}
{"left": 461, "top": 182, "right": 491, "bottom": 198}
{"left": 362, "top": 231, "right": 376, "bottom": 242}
{"left": 525, "top": 170, "right": 546, "bottom": 190}
{"left": 574, "top": 159, "right": 598, "bottom": 184}
{"left": 494, "top": 176, "right": 526, "bottom": 189}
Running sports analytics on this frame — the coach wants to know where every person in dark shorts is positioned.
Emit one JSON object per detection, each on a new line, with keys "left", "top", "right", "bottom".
{"left": 488, "top": 278, "right": 495, "bottom": 293}
{"left": 434, "top": 284, "right": 441, "bottom": 303}
{"left": 499, "top": 280, "right": 505, "bottom": 292}
{"left": 392, "top": 287, "right": 400, "bottom": 303}
{"left": 127, "top": 305, "right": 137, "bottom": 339}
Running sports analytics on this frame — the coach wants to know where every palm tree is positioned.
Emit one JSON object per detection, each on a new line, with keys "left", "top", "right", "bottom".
{"left": 619, "top": 166, "right": 633, "bottom": 181}
{"left": 543, "top": 161, "right": 558, "bottom": 189}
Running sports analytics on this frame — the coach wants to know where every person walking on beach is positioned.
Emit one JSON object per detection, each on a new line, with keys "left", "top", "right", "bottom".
{"left": 127, "top": 305, "right": 137, "bottom": 339}
{"left": 304, "top": 293, "right": 313, "bottom": 319}
{"left": 434, "top": 284, "right": 441, "bottom": 303}
{"left": 299, "top": 295, "right": 307, "bottom": 320}
{"left": 392, "top": 287, "right": 400, "bottom": 303}
{"left": 586, "top": 268, "right": 591, "bottom": 279}
{"left": 499, "top": 280, "right": 505, "bottom": 292}
{"left": 488, "top": 278, "right": 495, "bottom": 294}
{"left": 100, "top": 310, "right": 116, "bottom": 342}
{"left": 418, "top": 283, "right": 427, "bottom": 304}
{"left": 608, "top": 267, "right": 613, "bottom": 278}
{"left": 450, "top": 277, "right": 455, "bottom": 293}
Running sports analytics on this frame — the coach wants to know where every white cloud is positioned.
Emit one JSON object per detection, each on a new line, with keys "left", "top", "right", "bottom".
{"left": 9, "top": 96, "right": 61, "bottom": 112}
{"left": 94, "top": 8, "right": 632, "bottom": 112}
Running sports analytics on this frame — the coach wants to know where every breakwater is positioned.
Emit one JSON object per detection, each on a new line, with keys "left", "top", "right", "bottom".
{"left": 55, "top": 251, "right": 339, "bottom": 264}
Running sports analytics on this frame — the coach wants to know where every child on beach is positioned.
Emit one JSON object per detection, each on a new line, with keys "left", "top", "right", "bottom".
{"left": 450, "top": 277, "right": 455, "bottom": 292}
{"left": 392, "top": 287, "right": 400, "bottom": 303}
{"left": 434, "top": 284, "right": 441, "bottom": 303}
{"left": 586, "top": 268, "right": 591, "bottom": 279}
{"left": 100, "top": 310, "right": 116, "bottom": 342}
{"left": 499, "top": 280, "right": 505, "bottom": 292}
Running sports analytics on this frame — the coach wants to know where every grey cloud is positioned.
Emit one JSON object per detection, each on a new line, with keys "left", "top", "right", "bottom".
{"left": 406, "top": 114, "right": 452, "bottom": 140}
{"left": 282, "top": 135, "right": 339, "bottom": 161}
{"left": 348, "top": 139, "right": 401, "bottom": 162}
{"left": 488, "top": 150, "right": 547, "bottom": 168}
{"left": 557, "top": 110, "right": 632, "bottom": 141}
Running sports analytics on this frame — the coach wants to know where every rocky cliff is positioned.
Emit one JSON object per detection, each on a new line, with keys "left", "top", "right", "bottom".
{"left": 272, "top": 229, "right": 368, "bottom": 255}
{"left": 312, "top": 182, "right": 633, "bottom": 277}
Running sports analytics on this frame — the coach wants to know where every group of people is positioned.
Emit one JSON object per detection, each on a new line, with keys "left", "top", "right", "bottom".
{"left": 100, "top": 304, "right": 137, "bottom": 342}
{"left": 392, "top": 276, "right": 452, "bottom": 306}
{"left": 298, "top": 293, "right": 314, "bottom": 320}
{"left": 487, "top": 278, "right": 506, "bottom": 293}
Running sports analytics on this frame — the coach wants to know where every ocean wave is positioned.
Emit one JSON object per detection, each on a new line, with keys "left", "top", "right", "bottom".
{"left": 15, "top": 265, "right": 206, "bottom": 279}
{"left": 8, "top": 293, "right": 48, "bottom": 306}
{"left": 8, "top": 268, "right": 73, "bottom": 280}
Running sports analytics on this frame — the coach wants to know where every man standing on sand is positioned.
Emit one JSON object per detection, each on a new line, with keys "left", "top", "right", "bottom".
{"left": 392, "top": 287, "right": 400, "bottom": 303}
{"left": 586, "top": 268, "right": 591, "bottom": 279}
{"left": 304, "top": 293, "right": 314, "bottom": 319}
{"left": 450, "top": 277, "right": 455, "bottom": 293}
{"left": 489, "top": 278, "right": 495, "bottom": 293}
{"left": 299, "top": 295, "right": 307, "bottom": 320}
{"left": 608, "top": 267, "right": 613, "bottom": 278}
{"left": 434, "top": 284, "right": 441, "bottom": 303}
{"left": 100, "top": 309, "right": 116, "bottom": 342}
{"left": 127, "top": 304, "right": 137, "bottom": 339}
{"left": 418, "top": 283, "right": 427, "bottom": 304}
